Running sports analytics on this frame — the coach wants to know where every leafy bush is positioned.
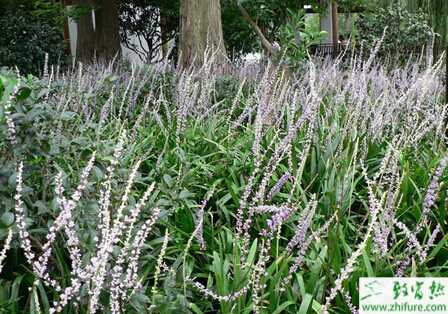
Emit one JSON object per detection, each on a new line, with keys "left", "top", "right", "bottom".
{"left": 355, "top": 4, "right": 433, "bottom": 57}
{"left": 278, "top": 9, "right": 327, "bottom": 68}
{"left": 0, "top": 12, "right": 68, "bottom": 75}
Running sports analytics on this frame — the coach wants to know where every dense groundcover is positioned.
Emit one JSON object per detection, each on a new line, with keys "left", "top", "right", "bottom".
{"left": 0, "top": 52, "right": 447, "bottom": 313}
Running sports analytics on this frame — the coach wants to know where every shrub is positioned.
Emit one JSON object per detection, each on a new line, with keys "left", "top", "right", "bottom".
{"left": 277, "top": 9, "right": 327, "bottom": 68}
{"left": 0, "top": 13, "right": 68, "bottom": 75}
{"left": 355, "top": 4, "right": 434, "bottom": 58}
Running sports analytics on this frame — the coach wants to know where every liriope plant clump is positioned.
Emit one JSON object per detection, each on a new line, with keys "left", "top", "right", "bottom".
{"left": 9, "top": 131, "right": 162, "bottom": 313}
{"left": 0, "top": 47, "right": 447, "bottom": 313}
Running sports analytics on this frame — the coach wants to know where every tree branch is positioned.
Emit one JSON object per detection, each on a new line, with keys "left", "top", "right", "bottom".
{"left": 235, "top": 0, "right": 278, "bottom": 56}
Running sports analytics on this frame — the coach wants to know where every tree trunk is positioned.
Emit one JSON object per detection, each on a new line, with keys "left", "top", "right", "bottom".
{"left": 178, "top": 0, "right": 227, "bottom": 69}
{"left": 75, "top": 0, "right": 121, "bottom": 64}
{"left": 76, "top": 0, "right": 96, "bottom": 63}
{"left": 320, "top": 0, "right": 333, "bottom": 45}
{"left": 160, "top": 9, "right": 169, "bottom": 59}
{"left": 344, "top": 13, "right": 352, "bottom": 35}
{"left": 331, "top": 0, "right": 339, "bottom": 55}
{"left": 93, "top": 0, "right": 121, "bottom": 62}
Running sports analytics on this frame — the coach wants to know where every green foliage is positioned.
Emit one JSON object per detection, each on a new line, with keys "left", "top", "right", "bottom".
{"left": 0, "top": 55, "right": 447, "bottom": 313}
{"left": 222, "top": 0, "right": 321, "bottom": 57}
{"left": 221, "top": 2, "right": 260, "bottom": 57}
{"left": 65, "top": 3, "right": 97, "bottom": 23}
{"left": 0, "top": 0, "right": 66, "bottom": 28}
{"left": 30, "top": 0, "right": 67, "bottom": 28}
{"left": 0, "top": 69, "right": 84, "bottom": 218}
{"left": 403, "top": 0, "right": 448, "bottom": 57}
{"left": 0, "top": 4, "right": 68, "bottom": 76}
{"left": 355, "top": 4, "right": 433, "bottom": 57}
{"left": 214, "top": 74, "right": 253, "bottom": 103}
{"left": 277, "top": 9, "right": 327, "bottom": 68}
{"left": 338, "top": 0, "right": 373, "bottom": 12}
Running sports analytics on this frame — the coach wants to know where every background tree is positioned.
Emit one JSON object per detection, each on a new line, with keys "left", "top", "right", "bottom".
{"left": 119, "top": 0, "right": 179, "bottom": 63}
{"left": 178, "top": 0, "right": 227, "bottom": 68}
{"left": 116, "top": 0, "right": 328, "bottom": 64}
{"left": 230, "top": 0, "right": 322, "bottom": 59}
{"left": 75, "top": 0, "right": 96, "bottom": 63}
{"left": 75, "top": 0, "right": 121, "bottom": 63}
{"left": 94, "top": 0, "right": 121, "bottom": 61}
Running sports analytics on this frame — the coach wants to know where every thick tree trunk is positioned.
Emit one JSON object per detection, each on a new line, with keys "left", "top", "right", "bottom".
{"left": 76, "top": 0, "right": 96, "bottom": 63}
{"left": 344, "top": 13, "right": 352, "bottom": 35}
{"left": 160, "top": 9, "right": 169, "bottom": 59}
{"left": 331, "top": 0, "right": 339, "bottom": 55}
{"left": 178, "top": 0, "right": 227, "bottom": 69}
{"left": 93, "top": 0, "right": 121, "bottom": 62}
{"left": 75, "top": 0, "right": 121, "bottom": 64}
{"left": 320, "top": 0, "right": 333, "bottom": 45}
